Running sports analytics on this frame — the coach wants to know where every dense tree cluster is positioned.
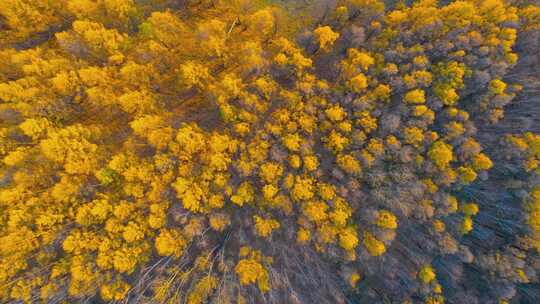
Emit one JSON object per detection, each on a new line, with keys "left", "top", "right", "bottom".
{"left": 1, "top": 0, "right": 540, "bottom": 303}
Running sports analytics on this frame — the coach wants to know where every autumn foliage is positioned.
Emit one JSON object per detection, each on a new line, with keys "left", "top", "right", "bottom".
{"left": 0, "top": 0, "right": 539, "bottom": 303}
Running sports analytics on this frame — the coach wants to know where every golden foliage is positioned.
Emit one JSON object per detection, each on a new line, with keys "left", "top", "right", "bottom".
{"left": 314, "top": 26, "right": 340, "bottom": 50}
{"left": 418, "top": 265, "right": 436, "bottom": 284}
{"left": 363, "top": 231, "right": 386, "bottom": 256}
{"left": 428, "top": 141, "right": 454, "bottom": 169}
{"left": 0, "top": 0, "right": 534, "bottom": 302}
{"left": 254, "top": 216, "right": 280, "bottom": 237}
{"left": 155, "top": 229, "right": 187, "bottom": 258}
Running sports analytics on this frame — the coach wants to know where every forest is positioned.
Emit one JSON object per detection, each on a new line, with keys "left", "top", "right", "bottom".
{"left": 1, "top": 0, "right": 540, "bottom": 303}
